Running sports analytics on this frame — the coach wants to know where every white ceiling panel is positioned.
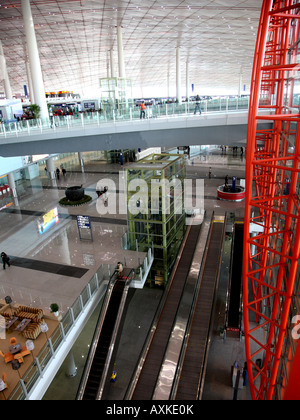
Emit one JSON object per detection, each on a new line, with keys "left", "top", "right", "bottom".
{"left": 0, "top": 0, "right": 263, "bottom": 97}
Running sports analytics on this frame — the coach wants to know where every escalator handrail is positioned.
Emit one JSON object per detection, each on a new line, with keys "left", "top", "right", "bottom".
{"left": 96, "top": 273, "right": 133, "bottom": 400}
{"left": 76, "top": 270, "right": 119, "bottom": 400}
{"left": 225, "top": 219, "right": 237, "bottom": 328}
{"left": 227, "top": 222, "right": 244, "bottom": 330}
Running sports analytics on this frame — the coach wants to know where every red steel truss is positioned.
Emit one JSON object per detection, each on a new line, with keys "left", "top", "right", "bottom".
{"left": 243, "top": 0, "right": 300, "bottom": 400}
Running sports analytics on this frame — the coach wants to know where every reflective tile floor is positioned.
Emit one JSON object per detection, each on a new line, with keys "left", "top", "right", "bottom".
{"left": 0, "top": 160, "right": 144, "bottom": 314}
{"left": 0, "top": 148, "right": 249, "bottom": 400}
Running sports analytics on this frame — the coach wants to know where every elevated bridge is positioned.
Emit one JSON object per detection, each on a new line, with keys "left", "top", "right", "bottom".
{"left": 0, "top": 110, "right": 271, "bottom": 157}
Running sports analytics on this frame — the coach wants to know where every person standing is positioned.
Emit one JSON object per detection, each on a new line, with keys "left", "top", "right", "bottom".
{"left": 194, "top": 95, "right": 202, "bottom": 115}
{"left": 1, "top": 252, "right": 10, "bottom": 270}
{"left": 139, "top": 101, "right": 146, "bottom": 119}
{"left": 56, "top": 168, "right": 60, "bottom": 180}
{"left": 116, "top": 262, "right": 124, "bottom": 275}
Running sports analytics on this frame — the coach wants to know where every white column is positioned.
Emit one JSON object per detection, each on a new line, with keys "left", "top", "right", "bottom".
{"left": 25, "top": 58, "right": 35, "bottom": 103}
{"left": 186, "top": 60, "right": 190, "bottom": 102}
{"left": 7, "top": 172, "right": 17, "bottom": 198}
{"left": 78, "top": 152, "right": 85, "bottom": 173}
{"left": 21, "top": 0, "right": 48, "bottom": 120}
{"left": 110, "top": 49, "right": 116, "bottom": 78}
{"left": 167, "top": 70, "right": 170, "bottom": 98}
{"left": 238, "top": 68, "right": 243, "bottom": 97}
{"left": 176, "top": 47, "right": 182, "bottom": 104}
{"left": 117, "top": 26, "right": 126, "bottom": 78}
{"left": 46, "top": 157, "right": 55, "bottom": 180}
{"left": 66, "top": 351, "right": 77, "bottom": 378}
{"left": 106, "top": 51, "right": 110, "bottom": 78}
{"left": 0, "top": 41, "right": 13, "bottom": 99}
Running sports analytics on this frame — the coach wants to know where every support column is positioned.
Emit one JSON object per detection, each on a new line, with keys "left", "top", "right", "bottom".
{"left": 0, "top": 41, "right": 13, "bottom": 99}
{"left": 238, "top": 68, "right": 243, "bottom": 97}
{"left": 21, "top": 0, "right": 48, "bottom": 120}
{"left": 66, "top": 350, "right": 77, "bottom": 378}
{"left": 186, "top": 60, "right": 190, "bottom": 102}
{"left": 110, "top": 49, "right": 116, "bottom": 78}
{"left": 46, "top": 157, "right": 55, "bottom": 180}
{"left": 284, "top": 339, "right": 300, "bottom": 400}
{"left": 176, "top": 47, "right": 182, "bottom": 104}
{"left": 7, "top": 172, "right": 17, "bottom": 198}
{"left": 25, "top": 58, "right": 35, "bottom": 103}
{"left": 78, "top": 152, "right": 85, "bottom": 173}
{"left": 117, "top": 26, "right": 126, "bottom": 78}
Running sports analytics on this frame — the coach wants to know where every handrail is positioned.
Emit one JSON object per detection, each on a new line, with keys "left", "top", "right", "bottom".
{"left": 97, "top": 271, "right": 133, "bottom": 400}
{"left": 76, "top": 270, "right": 119, "bottom": 400}
{"left": 0, "top": 97, "right": 250, "bottom": 140}
{"left": 224, "top": 216, "right": 236, "bottom": 331}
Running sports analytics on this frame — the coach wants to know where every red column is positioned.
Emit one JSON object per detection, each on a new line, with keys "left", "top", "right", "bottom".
{"left": 284, "top": 341, "right": 300, "bottom": 400}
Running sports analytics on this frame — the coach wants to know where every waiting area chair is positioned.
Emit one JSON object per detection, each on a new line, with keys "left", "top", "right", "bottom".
{"left": 14, "top": 354, "right": 24, "bottom": 364}
{"left": 9, "top": 337, "right": 17, "bottom": 346}
{"left": 2, "top": 373, "right": 7, "bottom": 389}
{"left": 0, "top": 351, "right": 14, "bottom": 364}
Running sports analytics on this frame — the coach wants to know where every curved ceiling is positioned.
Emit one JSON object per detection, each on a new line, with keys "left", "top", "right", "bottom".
{"left": 0, "top": 0, "right": 263, "bottom": 98}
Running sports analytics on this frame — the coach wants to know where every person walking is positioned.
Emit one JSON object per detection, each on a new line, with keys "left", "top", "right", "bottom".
{"left": 1, "top": 252, "right": 10, "bottom": 270}
{"left": 56, "top": 168, "right": 60, "bottom": 180}
{"left": 139, "top": 101, "right": 146, "bottom": 119}
{"left": 194, "top": 95, "right": 202, "bottom": 115}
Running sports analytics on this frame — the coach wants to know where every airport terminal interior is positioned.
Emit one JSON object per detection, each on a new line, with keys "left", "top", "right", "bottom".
{"left": 0, "top": 0, "right": 299, "bottom": 402}
{"left": 0, "top": 148, "right": 249, "bottom": 401}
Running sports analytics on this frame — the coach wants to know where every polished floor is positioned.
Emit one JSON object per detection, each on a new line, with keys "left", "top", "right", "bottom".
{"left": 0, "top": 147, "right": 248, "bottom": 400}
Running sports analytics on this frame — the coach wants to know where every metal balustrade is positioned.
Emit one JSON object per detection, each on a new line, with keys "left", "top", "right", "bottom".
{"left": 0, "top": 97, "right": 250, "bottom": 140}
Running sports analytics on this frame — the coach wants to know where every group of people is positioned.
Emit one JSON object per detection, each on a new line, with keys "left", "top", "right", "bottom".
{"left": 232, "top": 146, "right": 244, "bottom": 155}
{"left": 138, "top": 95, "right": 203, "bottom": 118}
{"left": 56, "top": 167, "right": 66, "bottom": 180}
{"left": 221, "top": 145, "right": 244, "bottom": 155}
{"left": 44, "top": 166, "right": 67, "bottom": 179}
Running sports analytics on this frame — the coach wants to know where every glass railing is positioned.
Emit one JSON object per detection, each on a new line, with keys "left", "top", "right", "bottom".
{"left": 7, "top": 250, "right": 153, "bottom": 400}
{"left": 0, "top": 97, "right": 250, "bottom": 139}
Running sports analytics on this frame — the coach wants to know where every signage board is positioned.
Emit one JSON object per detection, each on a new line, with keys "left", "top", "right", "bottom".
{"left": 77, "top": 215, "right": 93, "bottom": 241}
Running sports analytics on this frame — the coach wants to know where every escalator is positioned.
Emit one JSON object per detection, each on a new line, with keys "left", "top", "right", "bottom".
{"left": 227, "top": 221, "right": 244, "bottom": 332}
{"left": 127, "top": 221, "right": 203, "bottom": 400}
{"left": 76, "top": 268, "right": 134, "bottom": 400}
{"left": 172, "top": 218, "right": 225, "bottom": 400}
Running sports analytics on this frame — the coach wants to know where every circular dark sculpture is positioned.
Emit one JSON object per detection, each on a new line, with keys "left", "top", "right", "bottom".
{"left": 65, "top": 185, "right": 85, "bottom": 202}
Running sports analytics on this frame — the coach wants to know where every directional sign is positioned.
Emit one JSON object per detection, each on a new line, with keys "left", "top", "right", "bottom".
{"left": 77, "top": 215, "right": 91, "bottom": 229}
{"left": 77, "top": 215, "right": 93, "bottom": 241}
